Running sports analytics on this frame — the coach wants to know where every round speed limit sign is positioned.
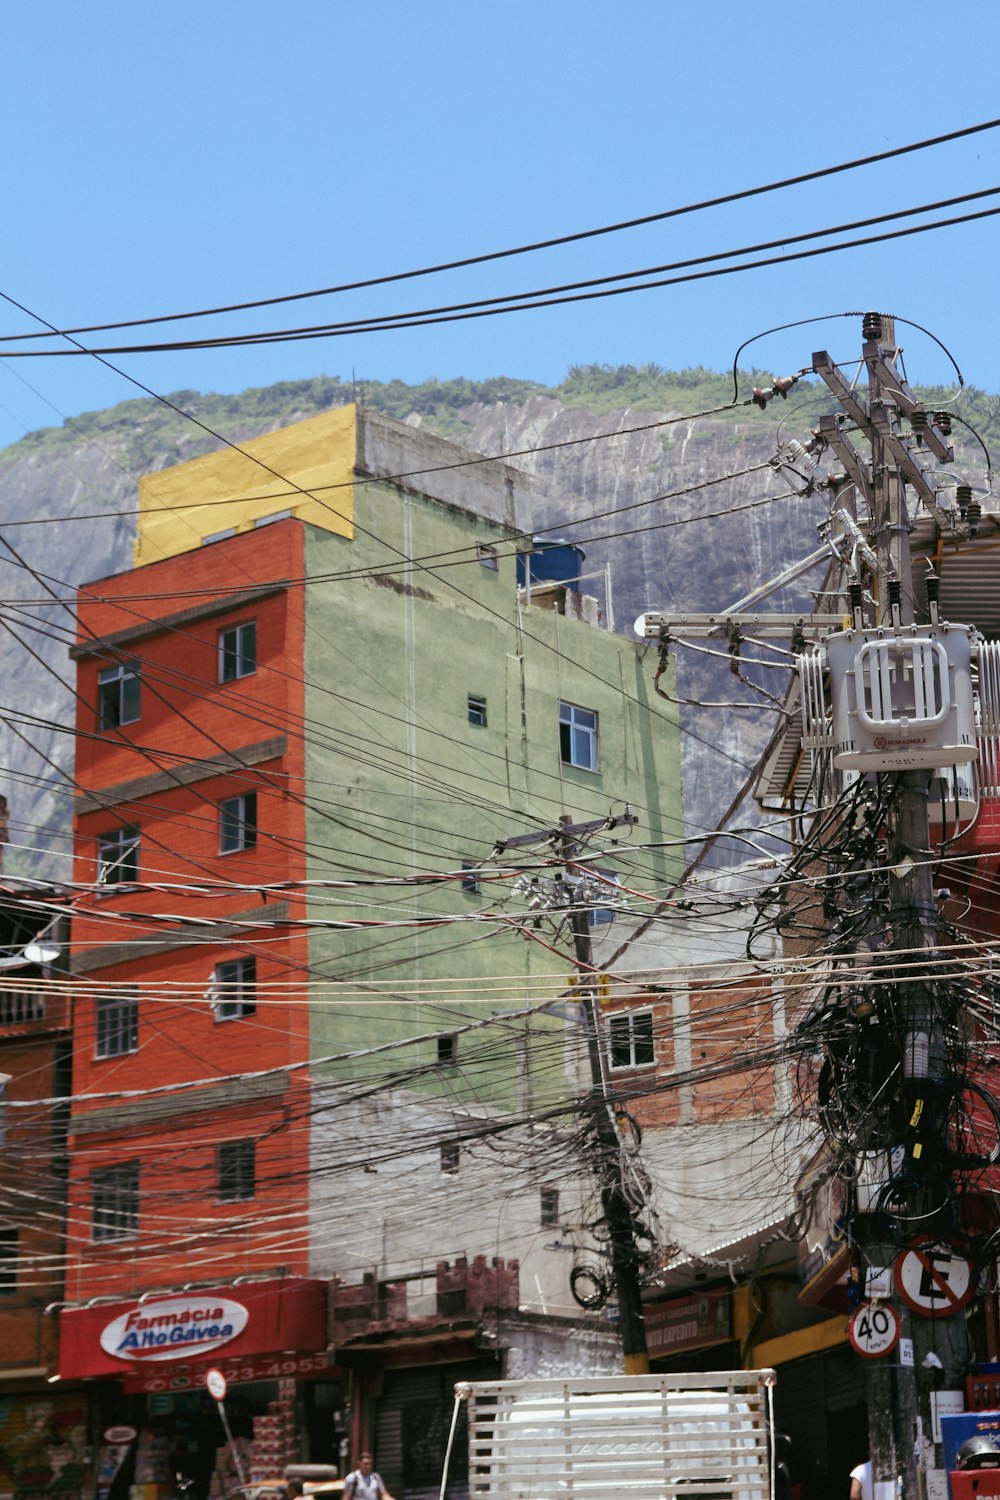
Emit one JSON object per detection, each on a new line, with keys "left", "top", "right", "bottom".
{"left": 205, "top": 1368, "right": 227, "bottom": 1401}
{"left": 849, "top": 1301, "right": 900, "bottom": 1359}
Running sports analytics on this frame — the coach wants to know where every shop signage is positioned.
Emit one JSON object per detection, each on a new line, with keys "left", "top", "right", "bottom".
{"left": 644, "top": 1288, "right": 731, "bottom": 1357}
{"left": 120, "top": 1348, "right": 336, "bottom": 1395}
{"left": 60, "top": 1276, "right": 328, "bottom": 1381}
{"left": 99, "top": 1295, "right": 249, "bottom": 1363}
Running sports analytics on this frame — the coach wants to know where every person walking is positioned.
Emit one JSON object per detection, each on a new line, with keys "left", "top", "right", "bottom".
{"left": 343, "top": 1452, "right": 395, "bottom": 1500}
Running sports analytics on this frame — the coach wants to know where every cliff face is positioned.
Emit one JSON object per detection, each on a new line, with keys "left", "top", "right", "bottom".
{"left": 0, "top": 369, "right": 983, "bottom": 877}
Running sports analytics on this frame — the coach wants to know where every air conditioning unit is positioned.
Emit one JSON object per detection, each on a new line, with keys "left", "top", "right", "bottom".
{"left": 801, "top": 624, "right": 977, "bottom": 772}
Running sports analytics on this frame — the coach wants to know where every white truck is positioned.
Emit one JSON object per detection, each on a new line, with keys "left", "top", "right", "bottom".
{"left": 456, "top": 1370, "right": 777, "bottom": 1500}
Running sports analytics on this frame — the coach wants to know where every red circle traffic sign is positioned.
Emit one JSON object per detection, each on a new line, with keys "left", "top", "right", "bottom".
{"left": 894, "top": 1244, "right": 974, "bottom": 1319}
{"left": 849, "top": 1301, "right": 901, "bottom": 1359}
{"left": 205, "top": 1368, "right": 227, "bottom": 1401}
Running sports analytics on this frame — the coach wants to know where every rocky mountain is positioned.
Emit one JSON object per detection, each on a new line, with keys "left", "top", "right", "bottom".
{"left": 1, "top": 365, "right": 994, "bottom": 880}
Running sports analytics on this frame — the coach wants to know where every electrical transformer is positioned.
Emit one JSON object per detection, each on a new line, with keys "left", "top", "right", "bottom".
{"left": 800, "top": 623, "right": 977, "bottom": 773}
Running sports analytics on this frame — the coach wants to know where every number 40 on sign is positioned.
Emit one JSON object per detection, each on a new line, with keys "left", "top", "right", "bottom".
{"left": 849, "top": 1301, "right": 901, "bottom": 1359}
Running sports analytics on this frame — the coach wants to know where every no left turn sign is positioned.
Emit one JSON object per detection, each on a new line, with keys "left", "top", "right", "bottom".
{"left": 849, "top": 1301, "right": 901, "bottom": 1359}
{"left": 894, "top": 1244, "right": 974, "bottom": 1318}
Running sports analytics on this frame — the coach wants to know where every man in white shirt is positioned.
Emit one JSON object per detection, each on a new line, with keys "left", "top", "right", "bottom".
{"left": 344, "top": 1452, "right": 395, "bottom": 1500}
{"left": 849, "top": 1459, "right": 873, "bottom": 1500}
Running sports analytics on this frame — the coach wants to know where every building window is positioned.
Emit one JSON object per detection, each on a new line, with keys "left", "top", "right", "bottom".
{"left": 559, "top": 702, "right": 599, "bottom": 771}
{"left": 219, "top": 621, "right": 257, "bottom": 682}
{"left": 440, "top": 1142, "right": 459, "bottom": 1174}
{"left": 97, "top": 661, "right": 140, "bottom": 730}
{"left": 203, "top": 528, "right": 236, "bottom": 545}
{"left": 0, "top": 990, "right": 45, "bottom": 1025}
{"left": 608, "top": 1010, "right": 655, "bottom": 1070}
{"left": 254, "top": 510, "right": 292, "bottom": 528}
{"left": 219, "top": 792, "right": 257, "bottom": 853}
{"left": 540, "top": 1187, "right": 560, "bottom": 1227}
{"left": 92, "top": 1161, "right": 139, "bottom": 1242}
{"left": 461, "top": 863, "right": 480, "bottom": 894}
{"left": 0, "top": 1078, "right": 8, "bottom": 1148}
{"left": 217, "top": 1139, "right": 256, "bottom": 1202}
{"left": 477, "top": 543, "right": 499, "bottom": 571}
{"left": 98, "top": 826, "right": 139, "bottom": 885}
{"left": 467, "top": 694, "right": 487, "bottom": 727}
{"left": 0, "top": 1227, "right": 18, "bottom": 1293}
{"left": 438, "top": 1034, "right": 457, "bottom": 1066}
{"left": 211, "top": 957, "right": 256, "bottom": 1020}
{"left": 96, "top": 991, "right": 138, "bottom": 1058}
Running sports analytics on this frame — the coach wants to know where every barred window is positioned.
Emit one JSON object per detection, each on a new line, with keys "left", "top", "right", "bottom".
{"left": 0, "top": 1227, "right": 17, "bottom": 1293}
{"left": 0, "top": 991, "right": 45, "bottom": 1025}
{"left": 540, "top": 1187, "right": 560, "bottom": 1227}
{"left": 92, "top": 1161, "right": 139, "bottom": 1242}
{"left": 217, "top": 1139, "right": 256, "bottom": 1202}
{"left": 96, "top": 991, "right": 138, "bottom": 1058}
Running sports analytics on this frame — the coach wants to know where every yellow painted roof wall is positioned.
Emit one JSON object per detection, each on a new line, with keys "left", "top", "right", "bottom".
{"left": 134, "top": 405, "right": 357, "bottom": 565}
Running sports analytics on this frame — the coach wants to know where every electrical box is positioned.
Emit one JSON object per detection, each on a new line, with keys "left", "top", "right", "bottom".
{"left": 804, "top": 624, "right": 977, "bottom": 772}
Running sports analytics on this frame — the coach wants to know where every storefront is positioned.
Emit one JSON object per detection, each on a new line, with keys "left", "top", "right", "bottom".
{"left": 58, "top": 1278, "right": 346, "bottom": 1499}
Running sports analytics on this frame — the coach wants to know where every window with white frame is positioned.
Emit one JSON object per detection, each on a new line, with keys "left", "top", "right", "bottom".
{"left": 467, "top": 694, "right": 488, "bottom": 727}
{"left": 211, "top": 957, "right": 256, "bottom": 1020}
{"left": 559, "top": 701, "right": 599, "bottom": 771}
{"left": 91, "top": 1161, "right": 139, "bottom": 1242}
{"left": 219, "top": 792, "right": 257, "bottom": 853}
{"left": 219, "top": 621, "right": 257, "bottom": 683}
{"left": 217, "top": 1139, "right": 256, "bottom": 1202}
{"left": 608, "top": 1009, "right": 655, "bottom": 1069}
{"left": 95, "top": 990, "right": 138, "bottom": 1058}
{"left": 98, "top": 826, "right": 139, "bottom": 885}
{"left": 97, "top": 661, "right": 140, "bottom": 730}
{"left": 461, "top": 863, "right": 481, "bottom": 894}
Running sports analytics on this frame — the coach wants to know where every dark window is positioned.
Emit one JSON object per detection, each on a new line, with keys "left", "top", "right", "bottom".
{"left": 217, "top": 1139, "right": 256, "bottom": 1202}
{"left": 437, "top": 1034, "right": 457, "bottom": 1066}
{"left": 559, "top": 701, "right": 599, "bottom": 771}
{"left": 96, "top": 991, "right": 138, "bottom": 1058}
{"left": 97, "top": 661, "right": 140, "bottom": 730}
{"left": 0, "top": 1077, "right": 8, "bottom": 1147}
{"left": 219, "top": 792, "right": 257, "bottom": 853}
{"left": 440, "top": 1142, "right": 459, "bottom": 1174}
{"left": 0, "top": 1227, "right": 17, "bottom": 1293}
{"left": 92, "top": 1161, "right": 139, "bottom": 1242}
{"left": 608, "top": 1010, "right": 655, "bottom": 1070}
{"left": 219, "top": 621, "right": 257, "bottom": 682}
{"left": 212, "top": 957, "right": 256, "bottom": 1020}
{"left": 477, "top": 543, "right": 499, "bottom": 571}
{"left": 98, "top": 826, "right": 139, "bottom": 885}
{"left": 540, "top": 1187, "right": 560, "bottom": 1227}
{"left": 461, "top": 863, "right": 481, "bottom": 894}
{"left": 467, "top": 694, "right": 487, "bottom": 727}
{"left": 0, "top": 990, "right": 45, "bottom": 1025}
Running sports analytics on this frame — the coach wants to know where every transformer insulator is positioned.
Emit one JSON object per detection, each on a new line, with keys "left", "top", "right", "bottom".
{"left": 910, "top": 408, "right": 928, "bottom": 443}
{"left": 957, "top": 483, "right": 972, "bottom": 520}
{"left": 968, "top": 500, "right": 982, "bottom": 538}
{"left": 934, "top": 411, "right": 953, "bottom": 436}
{"left": 888, "top": 579, "right": 902, "bottom": 607}
{"left": 752, "top": 387, "right": 769, "bottom": 410}
{"left": 862, "top": 311, "right": 883, "bottom": 342}
{"left": 925, "top": 573, "right": 940, "bottom": 604}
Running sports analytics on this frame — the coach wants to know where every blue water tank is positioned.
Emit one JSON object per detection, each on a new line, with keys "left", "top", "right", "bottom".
{"left": 516, "top": 538, "right": 586, "bottom": 592}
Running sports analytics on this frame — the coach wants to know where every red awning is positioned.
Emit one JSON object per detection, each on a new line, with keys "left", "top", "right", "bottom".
{"left": 60, "top": 1277, "right": 327, "bottom": 1381}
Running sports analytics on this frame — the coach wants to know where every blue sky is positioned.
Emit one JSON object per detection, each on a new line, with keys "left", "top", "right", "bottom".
{"left": 2, "top": 1, "right": 999, "bottom": 450}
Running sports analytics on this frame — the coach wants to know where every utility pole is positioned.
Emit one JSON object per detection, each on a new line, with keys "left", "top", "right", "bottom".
{"left": 817, "top": 314, "right": 970, "bottom": 1497}
{"left": 494, "top": 809, "right": 650, "bottom": 1372}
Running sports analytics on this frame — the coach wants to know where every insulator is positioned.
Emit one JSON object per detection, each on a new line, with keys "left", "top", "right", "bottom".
{"left": 968, "top": 500, "right": 982, "bottom": 538}
{"left": 925, "top": 573, "right": 940, "bottom": 604}
{"left": 849, "top": 583, "right": 864, "bottom": 612}
{"left": 888, "top": 578, "right": 902, "bottom": 607}
{"left": 771, "top": 376, "right": 794, "bottom": 399}
{"left": 862, "top": 311, "right": 883, "bottom": 342}
{"left": 957, "top": 483, "right": 972, "bottom": 520}
{"left": 785, "top": 438, "right": 818, "bottom": 472}
{"left": 934, "top": 411, "right": 953, "bottom": 436}
{"left": 910, "top": 408, "right": 928, "bottom": 443}
{"left": 752, "top": 387, "right": 770, "bottom": 410}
